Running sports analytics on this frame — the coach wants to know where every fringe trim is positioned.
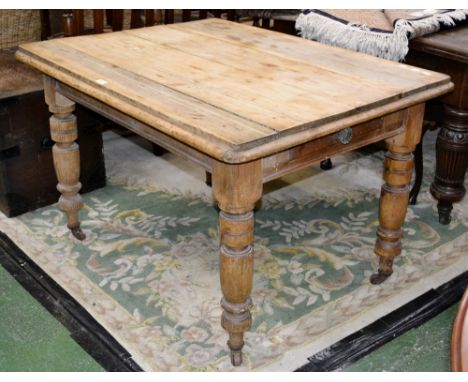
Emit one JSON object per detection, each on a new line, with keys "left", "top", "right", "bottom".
{"left": 295, "top": 9, "right": 468, "bottom": 61}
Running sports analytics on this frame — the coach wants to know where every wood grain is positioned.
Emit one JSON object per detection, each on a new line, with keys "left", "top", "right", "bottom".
{"left": 410, "top": 24, "right": 468, "bottom": 65}
{"left": 16, "top": 19, "right": 453, "bottom": 163}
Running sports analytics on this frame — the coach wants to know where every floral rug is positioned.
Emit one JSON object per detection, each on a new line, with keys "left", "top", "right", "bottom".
{"left": 0, "top": 130, "right": 467, "bottom": 371}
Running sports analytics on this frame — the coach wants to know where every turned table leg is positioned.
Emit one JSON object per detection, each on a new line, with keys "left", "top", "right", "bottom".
{"left": 371, "top": 104, "right": 424, "bottom": 284}
{"left": 430, "top": 105, "right": 468, "bottom": 225}
{"left": 44, "top": 77, "right": 86, "bottom": 240}
{"left": 212, "top": 160, "right": 262, "bottom": 366}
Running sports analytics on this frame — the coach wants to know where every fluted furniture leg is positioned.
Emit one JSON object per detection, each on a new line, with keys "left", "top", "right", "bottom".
{"left": 406, "top": 25, "right": 468, "bottom": 223}
{"left": 212, "top": 160, "right": 262, "bottom": 366}
{"left": 371, "top": 104, "right": 425, "bottom": 284}
{"left": 430, "top": 105, "right": 468, "bottom": 225}
{"left": 44, "top": 76, "right": 85, "bottom": 241}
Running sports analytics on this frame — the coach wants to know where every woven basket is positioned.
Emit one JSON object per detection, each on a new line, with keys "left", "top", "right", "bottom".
{"left": 0, "top": 10, "right": 41, "bottom": 49}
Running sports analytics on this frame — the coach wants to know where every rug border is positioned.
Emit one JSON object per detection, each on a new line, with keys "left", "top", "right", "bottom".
{"left": 0, "top": 230, "right": 143, "bottom": 372}
{"left": 259, "top": 233, "right": 468, "bottom": 371}
{"left": 0, "top": 228, "right": 465, "bottom": 372}
{"left": 296, "top": 270, "right": 468, "bottom": 371}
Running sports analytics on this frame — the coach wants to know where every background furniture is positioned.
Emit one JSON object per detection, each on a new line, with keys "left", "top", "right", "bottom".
{"left": 406, "top": 25, "right": 468, "bottom": 224}
{"left": 62, "top": 9, "right": 171, "bottom": 36}
{"left": 0, "top": 10, "right": 106, "bottom": 217}
{"left": 182, "top": 9, "right": 236, "bottom": 22}
{"left": 0, "top": 88, "right": 106, "bottom": 217}
{"left": 60, "top": 9, "right": 238, "bottom": 37}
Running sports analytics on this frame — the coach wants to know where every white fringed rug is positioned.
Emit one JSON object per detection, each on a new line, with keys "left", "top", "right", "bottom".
{"left": 296, "top": 9, "right": 468, "bottom": 61}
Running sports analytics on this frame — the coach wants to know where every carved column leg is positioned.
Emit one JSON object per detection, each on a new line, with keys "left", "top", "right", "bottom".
{"left": 430, "top": 105, "right": 468, "bottom": 225}
{"left": 212, "top": 160, "right": 262, "bottom": 366}
{"left": 371, "top": 104, "right": 424, "bottom": 284}
{"left": 44, "top": 77, "right": 85, "bottom": 240}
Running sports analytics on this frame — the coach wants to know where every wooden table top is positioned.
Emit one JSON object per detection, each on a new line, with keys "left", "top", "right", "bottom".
{"left": 16, "top": 19, "right": 453, "bottom": 163}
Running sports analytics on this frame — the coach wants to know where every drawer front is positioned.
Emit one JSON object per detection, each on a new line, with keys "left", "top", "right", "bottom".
{"left": 262, "top": 110, "right": 405, "bottom": 183}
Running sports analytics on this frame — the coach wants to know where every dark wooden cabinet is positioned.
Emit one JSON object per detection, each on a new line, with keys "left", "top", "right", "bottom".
{"left": 406, "top": 25, "right": 468, "bottom": 224}
{"left": 0, "top": 90, "right": 106, "bottom": 217}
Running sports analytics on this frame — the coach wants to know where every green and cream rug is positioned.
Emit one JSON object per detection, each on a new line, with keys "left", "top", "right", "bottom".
{"left": 0, "top": 130, "right": 467, "bottom": 371}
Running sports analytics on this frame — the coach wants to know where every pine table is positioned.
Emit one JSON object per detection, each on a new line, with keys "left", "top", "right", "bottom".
{"left": 16, "top": 19, "right": 453, "bottom": 366}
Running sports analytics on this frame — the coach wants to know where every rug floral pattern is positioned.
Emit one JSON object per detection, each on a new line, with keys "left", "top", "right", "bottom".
{"left": 6, "top": 131, "right": 468, "bottom": 371}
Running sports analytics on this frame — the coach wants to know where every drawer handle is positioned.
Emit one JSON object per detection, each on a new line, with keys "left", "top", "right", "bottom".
{"left": 336, "top": 128, "right": 353, "bottom": 144}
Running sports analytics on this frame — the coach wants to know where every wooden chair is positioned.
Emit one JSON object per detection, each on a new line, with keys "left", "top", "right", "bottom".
{"left": 61, "top": 9, "right": 236, "bottom": 36}
{"left": 181, "top": 10, "right": 236, "bottom": 22}
{"left": 62, "top": 9, "right": 169, "bottom": 36}
{"left": 236, "top": 10, "right": 300, "bottom": 32}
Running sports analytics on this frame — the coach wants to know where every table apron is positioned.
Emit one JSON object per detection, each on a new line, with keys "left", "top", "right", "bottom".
{"left": 262, "top": 110, "right": 405, "bottom": 183}
{"left": 56, "top": 81, "right": 216, "bottom": 173}
{"left": 57, "top": 81, "right": 406, "bottom": 186}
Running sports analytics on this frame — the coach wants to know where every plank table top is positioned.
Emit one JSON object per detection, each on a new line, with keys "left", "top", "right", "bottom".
{"left": 16, "top": 18, "right": 452, "bottom": 163}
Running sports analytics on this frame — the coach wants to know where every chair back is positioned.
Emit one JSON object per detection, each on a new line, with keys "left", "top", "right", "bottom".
{"left": 62, "top": 10, "right": 175, "bottom": 36}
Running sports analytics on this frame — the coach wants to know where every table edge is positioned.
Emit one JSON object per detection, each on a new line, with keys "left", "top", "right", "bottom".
{"left": 16, "top": 47, "right": 454, "bottom": 163}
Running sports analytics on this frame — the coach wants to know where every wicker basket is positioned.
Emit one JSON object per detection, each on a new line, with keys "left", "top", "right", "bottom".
{"left": 0, "top": 10, "right": 41, "bottom": 49}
